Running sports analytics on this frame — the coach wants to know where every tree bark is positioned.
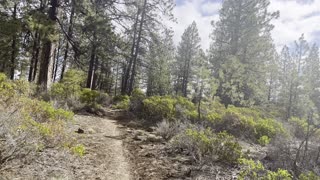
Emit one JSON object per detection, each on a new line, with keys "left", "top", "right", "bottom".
{"left": 128, "top": 0, "right": 147, "bottom": 95}
{"left": 38, "top": 0, "right": 60, "bottom": 91}
{"left": 122, "top": 8, "right": 140, "bottom": 95}
{"left": 60, "top": 0, "right": 75, "bottom": 80}
{"left": 86, "top": 33, "right": 97, "bottom": 89}
{"left": 53, "top": 38, "right": 62, "bottom": 82}
{"left": 9, "top": 3, "right": 18, "bottom": 80}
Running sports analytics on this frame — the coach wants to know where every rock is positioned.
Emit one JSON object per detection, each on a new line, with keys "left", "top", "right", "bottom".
{"left": 133, "top": 135, "right": 147, "bottom": 141}
{"left": 76, "top": 128, "right": 84, "bottom": 134}
{"left": 87, "top": 128, "right": 95, "bottom": 134}
{"left": 146, "top": 134, "right": 163, "bottom": 142}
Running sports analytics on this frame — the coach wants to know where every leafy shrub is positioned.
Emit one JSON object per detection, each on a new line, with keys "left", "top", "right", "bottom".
{"left": 289, "top": 117, "right": 309, "bottom": 138}
{"left": 130, "top": 88, "right": 146, "bottom": 113}
{"left": 299, "top": 171, "right": 320, "bottom": 180}
{"left": 50, "top": 69, "right": 85, "bottom": 99}
{"left": 258, "top": 135, "right": 271, "bottom": 146}
{"left": 0, "top": 73, "right": 15, "bottom": 103}
{"left": 142, "top": 96, "right": 176, "bottom": 122}
{"left": 202, "top": 102, "right": 286, "bottom": 144}
{"left": 173, "top": 128, "right": 242, "bottom": 164}
{"left": 238, "top": 158, "right": 292, "bottom": 180}
{"left": 21, "top": 98, "right": 74, "bottom": 145}
{"left": 0, "top": 75, "right": 75, "bottom": 170}
{"left": 96, "top": 92, "right": 111, "bottom": 106}
{"left": 141, "top": 96, "right": 197, "bottom": 122}
{"left": 71, "top": 144, "right": 86, "bottom": 157}
{"left": 175, "top": 96, "right": 197, "bottom": 120}
{"left": 80, "top": 88, "right": 100, "bottom": 107}
{"left": 112, "top": 95, "right": 130, "bottom": 110}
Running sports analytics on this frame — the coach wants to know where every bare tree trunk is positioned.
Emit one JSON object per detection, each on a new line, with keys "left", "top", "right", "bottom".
{"left": 114, "top": 61, "right": 119, "bottom": 96}
{"left": 32, "top": 39, "right": 41, "bottom": 82}
{"left": 122, "top": 8, "right": 140, "bottom": 95}
{"left": 29, "top": 30, "right": 39, "bottom": 82}
{"left": 128, "top": 0, "right": 147, "bottom": 95}
{"left": 53, "top": 38, "right": 62, "bottom": 82}
{"left": 86, "top": 33, "right": 97, "bottom": 89}
{"left": 52, "top": 47, "right": 57, "bottom": 80}
{"left": 60, "top": 0, "right": 75, "bottom": 80}
{"left": 92, "top": 57, "right": 99, "bottom": 90}
{"left": 9, "top": 3, "right": 18, "bottom": 80}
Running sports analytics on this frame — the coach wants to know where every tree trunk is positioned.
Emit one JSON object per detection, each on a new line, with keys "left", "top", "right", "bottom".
{"left": 53, "top": 38, "right": 62, "bottom": 82}
{"left": 38, "top": 0, "right": 60, "bottom": 91}
{"left": 60, "top": 0, "right": 75, "bottom": 80}
{"left": 114, "top": 61, "right": 119, "bottom": 96}
{"left": 52, "top": 47, "right": 57, "bottom": 80}
{"left": 28, "top": 30, "right": 39, "bottom": 82}
{"left": 86, "top": 34, "right": 97, "bottom": 89}
{"left": 9, "top": 3, "right": 18, "bottom": 80}
{"left": 122, "top": 8, "right": 141, "bottom": 95}
{"left": 32, "top": 38, "right": 41, "bottom": 82}
{"left": 92, "top": 57, "right": 99, "bottom": 90}
{"left": 128, "top": 0, "right": 147, "bottom": 95}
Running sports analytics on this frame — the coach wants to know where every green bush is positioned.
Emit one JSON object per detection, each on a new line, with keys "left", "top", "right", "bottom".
{"left": 140, "top": 96, "right": 197, "bottom": 122}
{"left": 130, "top": 88, "right": 146, "bottom": 112}
{"left": 299, "top": 171, "right": 320, "bottom": 180}
{"left": 173, "top": 128, "right": 242, "bottom": 164}
{"left": 0, "top": 73, "right": 77, "bottom": 170}
{"left": 201, "top": 102, "right": 286, "bottom": 144}
{"left": 71, "top": 144, "right": 86, "bottom": 157}
{"left": 0, "top": 73, "right": 15, "bottom": 102}
{"left": 175, "top": 96, "right": 197, "bottom": 120}
{"left": 50, "top": 69, "right": 85, "bottom": 99}
{"left": 142, "top": 96, "right": 176, "bottom": 121}
{"left": 258, "top": 135, "right": 271, "bottom": 146}
{"left": 238, "top": 158, "right": 292, "bottom": 180}
{"left": 21, "top": 98, "right": 74, "bottom": 145}
{"left": 112, "top": 95, "right": 130, "bottom": 110}
{"left": 80, "top": 88, "right": 100, "bottom": 106}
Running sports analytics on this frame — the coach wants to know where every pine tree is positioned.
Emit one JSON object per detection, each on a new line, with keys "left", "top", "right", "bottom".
{"left": 174, "top": 21, "right": 201, "bottom": 97}
{"left": 209, "top": 0, "right": 279, "bottom": 107}
{"left": 146, "top": 30, "right": 174, "bottom": 96}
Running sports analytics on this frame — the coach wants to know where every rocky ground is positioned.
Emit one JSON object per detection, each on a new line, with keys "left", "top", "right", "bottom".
{"left": 0, "top": 109, "right": 266, "bottom": 180}
{"left": 112, "top": 111, "right": 243, "bottom": 180}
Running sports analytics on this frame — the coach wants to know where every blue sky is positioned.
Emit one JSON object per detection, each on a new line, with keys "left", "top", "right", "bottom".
{"left": 169, "top": 0, "right": 320, "bottom": 51}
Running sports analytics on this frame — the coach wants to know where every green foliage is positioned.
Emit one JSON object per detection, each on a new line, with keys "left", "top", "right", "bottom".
{"left": 174, "top": 128, "right": 242, "bottom": 164}
{"left": 0, "top": 73, "right": 15, "bottom": 100}
{"left": 20, "top": 98, "right": 74, "bottom": 145}
{"left": 142, "top": 96, "right": 176, "bottom": 121}
{"left": 130, "top": 88, "right": 146, "bottom": 112}
{"left": 71, "top": 144, "right": 86, "bottom": 157}
{"left": 202, "top": 102, "right": 286, "bottom": 143}
{"left": 266, "top": 169, "right": 292, "bottom": 180}
{"left": 238, "top": 158, "right": 292, "bottom": 180}
{"left": 258, "top": 135, "right": 271, "bottom": 146}
{"left": 289, "top": 117, "right": 311, "bottom": 138}
{"left": 299, "top": 171, "right": 320, "bottom": 180}
{"left": 50, "top": 69, "right": 85, "bottom": 99}
{"left": 140, "top": 96, "right": 197, "bottom": 122}
{"left": 112, "top": 95, "right": 130, "bottom": 110}
{"left": 80, "top": 88, "right": 100, "bottom": 107}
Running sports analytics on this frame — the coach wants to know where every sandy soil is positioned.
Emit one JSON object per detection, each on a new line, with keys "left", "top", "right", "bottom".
{"left": 72, "top": 115, "right": 131, "bottom": 180}
{"left": 0, "top": 114, "right": 131, "bottom": 180}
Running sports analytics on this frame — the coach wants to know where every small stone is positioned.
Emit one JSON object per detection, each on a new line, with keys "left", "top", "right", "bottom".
{"left": 76, "top": 128, "right": 84, "bottom": 134}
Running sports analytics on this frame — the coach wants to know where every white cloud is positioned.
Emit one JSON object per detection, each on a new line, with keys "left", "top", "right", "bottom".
{"left": 170, "top": 0, "right": 320, "bottom": 51}
{"left": 168, "top": 0, "right": 220, "bottom": 50}
{"left": 269, "top": 0, "right": 320, "bottom": 50}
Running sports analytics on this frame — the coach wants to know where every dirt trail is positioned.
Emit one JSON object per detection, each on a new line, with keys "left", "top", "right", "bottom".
{"left": 74, "top": 115, "right": 131, "bottom": 180}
